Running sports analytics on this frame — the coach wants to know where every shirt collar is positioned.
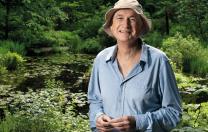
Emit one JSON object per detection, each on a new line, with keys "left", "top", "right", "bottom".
{"left": 105, "top": 45, "right": 118, "bottom": 62}
{"left": 140, "top": 43, "right": 149, "bottom": 66}
{"left": 105, "top": 42, "right": 149, "bottom": 66}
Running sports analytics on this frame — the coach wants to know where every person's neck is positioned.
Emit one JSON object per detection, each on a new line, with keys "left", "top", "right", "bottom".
{"left": 117, "top": 40, "right": 141, "bottom": 60}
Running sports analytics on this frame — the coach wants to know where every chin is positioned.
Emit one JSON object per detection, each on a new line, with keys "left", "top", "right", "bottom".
{"left": 117, "top": 36, "right": 137, "bottom": 42}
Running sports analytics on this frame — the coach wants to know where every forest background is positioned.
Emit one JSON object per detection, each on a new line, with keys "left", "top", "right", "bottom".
{"left": 0, "top": 0, "right": 208, "bottom": 131}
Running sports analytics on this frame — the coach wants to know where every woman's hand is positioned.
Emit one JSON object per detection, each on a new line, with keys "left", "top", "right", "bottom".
{"left": 96, "top": 114, "right": 113, "bottom": 132}
{"left": 109, "top": 116, "right": 136, "bottom": 132}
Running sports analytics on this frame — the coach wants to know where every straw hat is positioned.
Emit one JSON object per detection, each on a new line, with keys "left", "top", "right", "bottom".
{"left": 103, "top": 0, "right": 151, "bottom": 37}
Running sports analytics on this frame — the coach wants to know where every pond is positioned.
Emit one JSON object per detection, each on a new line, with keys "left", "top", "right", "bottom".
{"left": 0, "top": 53, "right": 94, "bottom": 117}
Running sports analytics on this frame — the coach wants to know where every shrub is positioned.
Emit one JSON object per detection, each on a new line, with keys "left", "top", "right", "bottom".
{"left": 9, "top": 22, "right": 46, "bottom": 48}
{"left": 0, "top": 112, "right": 57, "bottom": 132}
{"left": 0, "top": 66, "right": 7, "bottom": 75}
{"left": 189, "top": 48, "right": 208, "bottom": 76}
{"left": 2, "top": 52, "right": 24, "bottom": 71}
{"left": 0, "top": 41, "right": 25, "bottom": 72}
{"left": 0, "top": 111, "right": 90, "bottom": 132}
{"left": 0, "top": 40, "right": 26, "bottom": 56}
{"left": 41, "top": 31, "right": 81, "bottom": 52}
{"left": 75, "top": 13, "right": 103, "bottom": 40}
{"left": 162, "top": 33, "right": 208, "bottom": 76}
{"left": 0, "top": 47, "right": 9, "bottom": 55}
{"left": 97, "top": 27, "right": 116, "bottom": 48}
{"left": 143, "top": 31, "right": 164, "bottom": 48}
{"left": 170, "top": 25, "right": 187, "bottom": 36}
{"left": 0, "top": 48, "right": 9, "bottom": 74}
{"left": 78, "top": 38, "right": 102, "bottom": 54}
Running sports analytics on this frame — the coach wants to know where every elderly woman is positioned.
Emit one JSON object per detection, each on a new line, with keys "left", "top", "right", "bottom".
{"left": 88, "top": 0, "right": 182, "bottom": 131}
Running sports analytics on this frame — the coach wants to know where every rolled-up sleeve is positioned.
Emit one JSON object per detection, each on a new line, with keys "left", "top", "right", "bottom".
{"left": 134, "top": 58, "right": 182, "bottom": 131}
{"left": 88, "top": 58, "right": 104, "bottom": 129}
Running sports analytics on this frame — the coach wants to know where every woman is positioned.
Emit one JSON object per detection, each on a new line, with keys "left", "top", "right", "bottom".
{"left": 88, "top": 0, "right": 182, "bottom": 131}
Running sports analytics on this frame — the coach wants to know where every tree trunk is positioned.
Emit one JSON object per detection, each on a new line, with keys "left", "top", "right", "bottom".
{"left": 197, "top": 15, "right": 205, "bottom": 40}
{"left": 5, "top": 1, "right": 9, "bottom": 39}
{"left": 165, "top": 9, "right": 169, "bottom": 35}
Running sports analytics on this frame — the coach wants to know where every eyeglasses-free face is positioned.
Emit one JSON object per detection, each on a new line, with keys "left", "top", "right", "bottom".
{"left": 110, "top": 9, "right": 142, "bottom": 43}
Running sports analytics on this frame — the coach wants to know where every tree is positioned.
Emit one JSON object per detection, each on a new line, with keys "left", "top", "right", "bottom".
{"left": 0, "top": 0, "right": 23, "bottom": 39}
{"left": 177, "top": 0, "right": 208, "bottom": 42}
{"left": 142, "top": 0, "right": 179, "bottom": 35}
{"left": 0, "top": 0, "right": 67, "bottom": 45}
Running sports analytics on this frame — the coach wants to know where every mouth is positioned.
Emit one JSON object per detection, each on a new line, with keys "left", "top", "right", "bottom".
{"left": 119, "top": 30, "right": 131, "bottom": 33}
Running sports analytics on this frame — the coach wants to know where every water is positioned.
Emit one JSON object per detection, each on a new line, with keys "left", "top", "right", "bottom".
{"left": 0, "top": 53, "right": 94, "bottom": 118}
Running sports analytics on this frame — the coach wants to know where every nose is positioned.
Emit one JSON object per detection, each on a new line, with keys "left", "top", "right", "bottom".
{"left": 122, "top": 18, "right": 130, "bottom": 28}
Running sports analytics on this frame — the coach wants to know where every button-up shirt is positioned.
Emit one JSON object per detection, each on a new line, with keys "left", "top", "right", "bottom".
{"left": 88, "top": 43, "right": 182, "bottom": 132}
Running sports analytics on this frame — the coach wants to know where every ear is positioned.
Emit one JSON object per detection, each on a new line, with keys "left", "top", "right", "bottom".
{"left": 109, "top": 26, "right": 114, "bottom": 37}
{"left": 110, "top": 25, "right": 113, "bottom": 32}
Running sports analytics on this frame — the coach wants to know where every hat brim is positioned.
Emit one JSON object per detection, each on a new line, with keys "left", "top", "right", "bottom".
{"left": 103, "top": 8, "right": 151, "bottom": 37}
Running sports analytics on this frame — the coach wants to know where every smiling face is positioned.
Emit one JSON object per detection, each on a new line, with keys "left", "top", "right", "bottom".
{"left": 110, "top": 9, "right": 142, "bottom": 43}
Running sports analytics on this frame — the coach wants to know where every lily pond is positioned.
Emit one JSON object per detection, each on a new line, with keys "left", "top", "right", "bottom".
{"left": 0, "top": 53, "right": 94, "bottom": 131}
{"left": 0, "top": 52, "right": 208, "bottom": 131}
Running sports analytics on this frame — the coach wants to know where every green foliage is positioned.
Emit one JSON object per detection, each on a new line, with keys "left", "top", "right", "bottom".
{"left": 162, "top": 33, "right": 208, "bottom": 76}
{"left": 170, "top": 25, "right": 187, "bottom": 36}
{"left": 175, "top": 73, "right": 199, "bottom": 89}
{"left": 1, "top": 52, "right": 24, "bottom": 71}
{"left": 0, "top": 40, "right": 26, "bottom": 55}
{"left": 0, "top": 112, "right": 59, "bottom": 132}
{"left": 178, "top": 103, "right": 208, "bottom": 131}
{"left": 41, "top": 31, "right": 81, "bottom": 51}
{"left": 97, "top": 26, "right": 116, "bottom": 48}
{"left": 144, "top": 31, "right": 164, "bottom": 48}
{"left": 61, "top": 1, "right": 91, "bottom": 30}
{"left": 73, "top": 5, "right": 110, "bottom": 51}
{"left": 189, "top": 48, "right": 208, "bottom": 76}
{"left": 49, "top": 52, "right": 93, "bottom": 65}
{"left": 11, "top": 29, "right": 45, "bottom": 48}
{"left": 0, "top": 53, "right": 93, "bottom": 131}
{"left": 177, "top": 0, "right": 208, "bottom": 41}
{"left": 78, "top": 38, "right": 102, "bottom": 54}
{"left": 60, "top": 0, "right": 105, "bottom": 31}
{"left": 0, "top": 66, "right": 7, "bottom": 75}
{"left": 175, "top": 73, "right": 208, "bottom": 104}
{"left": 0, "top": 41, "right": 25, "bottom": 71}
{"left": 0, "top": 109, "right": 90, "bottom": 132}
{"left": 0, "top": 79, "right": 90, "bottom": 132}
{"left": 0, "top": 47, "right": 9, "bottom": 74}
{"left": 0, "top": 47, "right": 9, "bottom": 55}
{"left": 173, "top": 72, "right": 208, "bottom": 131}
{"left": 1, "top": 0, "right": 67, "bottom": 46}
{"left": 75, "top": 14, "right": 103, "bottom": 40}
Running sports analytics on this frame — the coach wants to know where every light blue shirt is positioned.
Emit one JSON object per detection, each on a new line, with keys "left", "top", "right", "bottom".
{"left": 88, "top": 43, "right": 182, "bottom": 132}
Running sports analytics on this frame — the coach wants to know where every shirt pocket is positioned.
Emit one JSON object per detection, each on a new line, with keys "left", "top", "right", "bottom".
{"left": 126, "top": 82, "right": 153, "bottom": 103}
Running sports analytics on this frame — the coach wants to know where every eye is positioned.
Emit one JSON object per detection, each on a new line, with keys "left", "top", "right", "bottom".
{"left": 130, "top": 17, "right": 136, "bottom": 22}
{"left": 117, "top": 17, "right": 123, "bottom": 20}
{"left": 115, "top": 16, "right": 123, "bottom": 20}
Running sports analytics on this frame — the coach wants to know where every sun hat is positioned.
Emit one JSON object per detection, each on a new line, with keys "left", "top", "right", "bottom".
{"left": 103, "top": 0, "right": 151, "bottom": 37}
